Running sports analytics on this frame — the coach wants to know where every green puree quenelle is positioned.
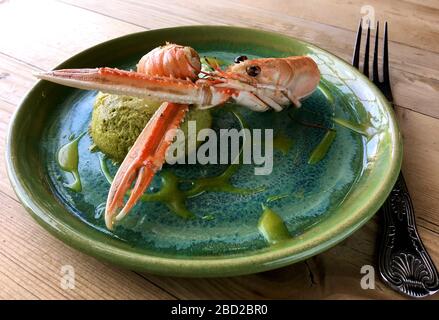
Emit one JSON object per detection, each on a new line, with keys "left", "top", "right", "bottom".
{"left": 90, "top": 92, "right": 213, "bottom": 162}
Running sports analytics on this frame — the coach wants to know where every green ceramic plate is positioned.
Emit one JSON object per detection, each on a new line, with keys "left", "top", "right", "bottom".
{"left": 6, "top": 26, "right": 402, "bottom": 277}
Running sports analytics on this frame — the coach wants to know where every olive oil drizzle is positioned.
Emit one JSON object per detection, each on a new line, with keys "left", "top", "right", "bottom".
{"left": 258, "top": 204, "right": 291, "bottom": 244}
{"left": 308, "top": 129, "right": 337, "bottom": 165}
{"left": 333, "top": 117, "right": 368, "bottom": 136}
{"left": 57, "top": 131, "right": 86, "bottom": 192}
{"left": 273, "top": 133, "right": 293, "bottom": 155}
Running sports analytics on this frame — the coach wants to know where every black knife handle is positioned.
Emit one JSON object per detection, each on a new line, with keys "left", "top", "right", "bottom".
{"left": 379, "top": 172, "right": 439, "bottom": 298}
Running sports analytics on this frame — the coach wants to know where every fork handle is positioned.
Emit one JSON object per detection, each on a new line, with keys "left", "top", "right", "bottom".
{"left": 379, "top": 172, "right": 439, "bottom": 298}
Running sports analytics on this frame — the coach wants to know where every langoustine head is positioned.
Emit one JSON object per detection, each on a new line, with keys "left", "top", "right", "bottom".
{"left": 225, "top": 56, "right": 321, "bottom": 108}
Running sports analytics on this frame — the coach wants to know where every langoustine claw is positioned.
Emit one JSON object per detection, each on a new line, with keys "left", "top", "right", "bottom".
{"left": 105, "top": 102, "right": 189, "bottom": 229}
{"left": 104, "top": 44, "right": 197, "bottom": 229}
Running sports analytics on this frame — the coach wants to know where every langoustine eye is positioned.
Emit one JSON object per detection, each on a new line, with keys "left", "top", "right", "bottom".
{"left": 246, "top": 65, "right": 261, "bottom": 77}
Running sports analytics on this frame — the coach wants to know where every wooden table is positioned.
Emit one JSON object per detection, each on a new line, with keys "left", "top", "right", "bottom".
{"left": 0, "top": 0, "right": 438, "bottom": 300}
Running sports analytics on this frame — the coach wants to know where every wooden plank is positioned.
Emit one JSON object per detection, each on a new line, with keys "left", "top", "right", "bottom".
{"left": 0, "top": 0, "right": 435, "bottom": 120}
{"left": 0, "top": 100, "right": 17, "bottom": 199}
{"left": 232, "top": 0, "right": 439, "bottom": 53}
{"left": 61, "top": 0, "right": 439, "bottom": 79}
{"left": 405, "top": 0, "right": 439, "bottom": 11}
{"left": 59, "top": 0, "right": 439, "bottom": 119}
{"left": 0, "top": 53, "right": 41, "bottom": 106}
{"left": 142, "top": 217, "right": 438, "bottom": 299}
{"left": 397, "top": 107, "right": 439, "bottom": 231}
{"left": 0, "top": 185, "right": 174, "bottom": 299}
{"left": 2, "top": 0, "right": 437, "bottom": 120}
{"left": 0, "top": 0, "right": 144, "bottom": 71}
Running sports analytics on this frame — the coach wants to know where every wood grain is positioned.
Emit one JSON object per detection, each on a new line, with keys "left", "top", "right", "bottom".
{"left": 0, "top": 100, "right": 16, "bottom": 199}
{"left": 0, "top": 53, "right": 40, "bottom": 106}
{"left": 397, "top": 107, "right": 439, "bottom": 232}
{"left": 0, "top": 0, "right": 144, "bottom": 70}
{"left": 60, "top": 0, "right": 439, "bottom": 119}
{"left": 0, "top": 0, "right": 438, "bottom": 300}
{"left": 143, "top": 215, "right": 438, "bottom": 299}
{"left": 60, "top": 0, "right": 439, "bottom": 78}
{"left": 233, "top": 0, "right": 439, "bottom": 53}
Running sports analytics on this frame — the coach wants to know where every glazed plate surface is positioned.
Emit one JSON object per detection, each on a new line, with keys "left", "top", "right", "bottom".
{"left": 6, "top": 26, "right": 402, "bottom": 276}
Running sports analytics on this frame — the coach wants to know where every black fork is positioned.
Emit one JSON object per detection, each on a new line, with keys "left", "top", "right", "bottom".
{"left": 352, "top": 20, "right": 438, "bottom": 298}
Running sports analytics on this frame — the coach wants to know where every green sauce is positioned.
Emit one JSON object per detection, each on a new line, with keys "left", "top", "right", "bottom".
{"left": 57, "top": 132, "right": 86, "bottom": 192}
{"left": 333, "top": 117, "right": 368, "bottom": 136}
{"left": 308, "top": 129, "right": 336, "bottom": 164}
{"left": 100, "top": 156, "right": 193, "bottom": 218}
{"left": 99, "top": 155, "right": 263, "bottom": 219}
{"left": 98, "top": 110, "right": 264, "bottom": 219}
{"left": 273, "top": 133, "right": 293, "bottom": 155}
{"left": 184, "top": 162, "right": 265, "bottom": 198}
{"left": 258, "top": 205, "right": 291, "bottom": 244}
{"left": 201, "top": 214, "right": 215, "bottom": 221}
{"left": 266, "top": 193, "right": 289, "bottom": 203}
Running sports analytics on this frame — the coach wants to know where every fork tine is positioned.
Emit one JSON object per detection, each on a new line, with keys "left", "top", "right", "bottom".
{"left": 363, "top": 20, "right": 371, "bottom": 77}
{"left": 352, "top": 18, "right": 362, "bottom": 68}
{"left": 372, "top": 21, "right": 380, "bottom": 84}
{"left": 382, "top": 22, "right": 393, "bottom": 102}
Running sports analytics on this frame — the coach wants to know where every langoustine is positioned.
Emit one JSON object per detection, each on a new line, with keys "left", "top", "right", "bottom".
{"left": 36, "top": 43, "right": 321, "bottom": 230}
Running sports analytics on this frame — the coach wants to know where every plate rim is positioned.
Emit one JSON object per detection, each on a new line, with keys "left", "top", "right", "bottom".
{"left": 6, "top": 25, "right": 402, "bottom": 277}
